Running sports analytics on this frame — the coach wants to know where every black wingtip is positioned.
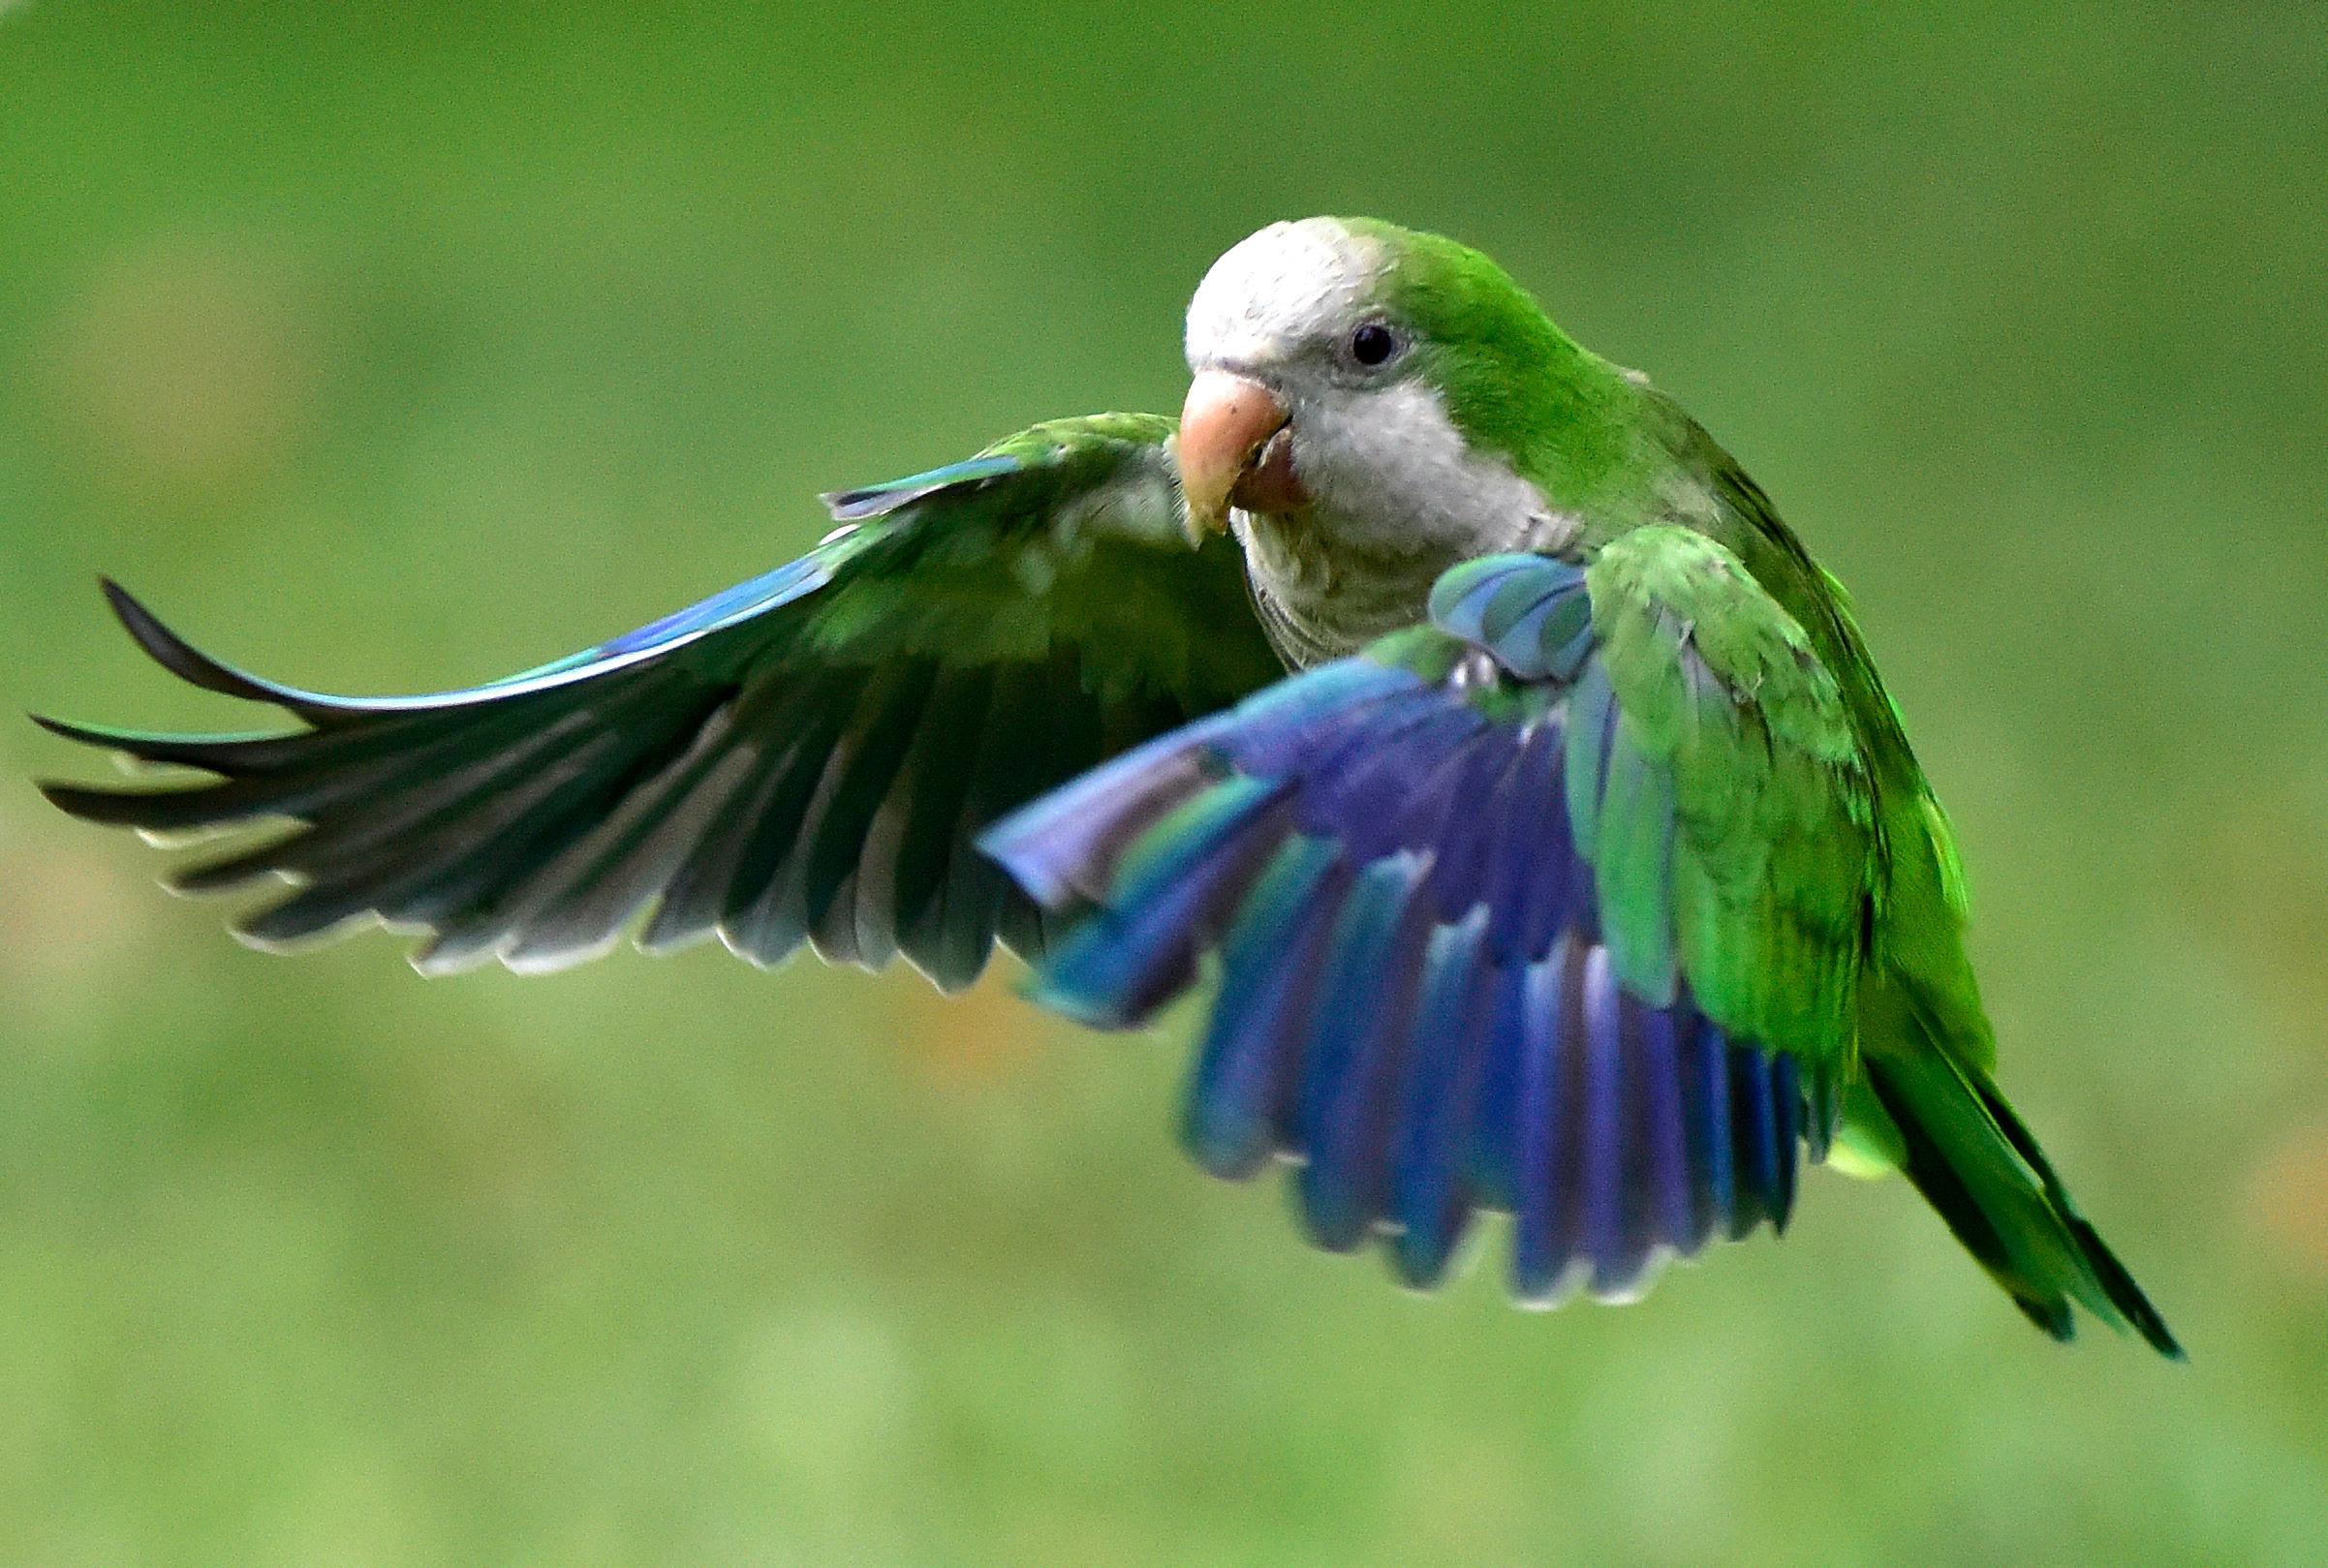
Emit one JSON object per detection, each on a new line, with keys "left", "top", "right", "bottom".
{"left": 36, "top": 753, "right": 241, "bottom": 834}
{"left": 96, "top": 578, "right": 284, "bottom": 705}
{"left": 34, "top": 777, "right": 216, "bottom": 829}
{"left": 32, "top": 714, "right": 132, "bottom": 824}
{"left": 34, "top": 778, "right": 133, "bottom": 825}
{"left": 31, "top": 712, "right": 163, "bottom": 753}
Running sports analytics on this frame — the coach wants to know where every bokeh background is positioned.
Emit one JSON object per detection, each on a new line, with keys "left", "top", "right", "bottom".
{"left": 2, "top": 4, "right": 2323, "bottom": 1564}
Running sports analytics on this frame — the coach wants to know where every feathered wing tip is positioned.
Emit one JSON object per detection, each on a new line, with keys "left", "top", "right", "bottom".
{"left": 38, "top": 585, "right": 743, "bottom": 957}
{"left": 93, "top": 577, "right": 299, "bottom": 707}
{"left": 983, "top": 644, "right": 1819, "bottom": 1307}
{"left": 33, "top": 582, "right": 1133, "bottom": 990}
{"left": 34, "top": 581, "right": 369, "bottom": 831}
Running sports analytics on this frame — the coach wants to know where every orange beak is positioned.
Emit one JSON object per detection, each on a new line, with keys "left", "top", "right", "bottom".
{"left": 1176, "top": 370, "right": 1304, "bottom": 543}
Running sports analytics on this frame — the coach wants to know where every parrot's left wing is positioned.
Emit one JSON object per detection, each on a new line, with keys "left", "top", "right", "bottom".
{"left": 984, "top": 526, "right": 1877, "bottom": 1304}
{"left": 39, "top": 414, "right": 1283, "bottom": 991}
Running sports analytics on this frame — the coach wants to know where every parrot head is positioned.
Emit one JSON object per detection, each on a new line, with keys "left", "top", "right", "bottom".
{"left": 1176, "top": 216, "right": 1593, "bottom": 558}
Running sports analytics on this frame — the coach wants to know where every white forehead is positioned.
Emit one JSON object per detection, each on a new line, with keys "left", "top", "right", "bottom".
{"left": 1185, "top": 218, "right": 1386, "bottom": 370}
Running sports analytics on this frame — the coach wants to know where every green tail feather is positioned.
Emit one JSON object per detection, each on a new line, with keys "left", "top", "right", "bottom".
{"left": 1860, "top": 972, "right": 2182, "bottom": 1359}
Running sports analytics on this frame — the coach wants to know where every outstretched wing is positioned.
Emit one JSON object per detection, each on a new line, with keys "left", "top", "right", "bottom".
{"left": 39, "top": 413, "right": 1284, "bottom": 990}
{"left": 983, "top": 527, "right": 1877, "bottom": 1304}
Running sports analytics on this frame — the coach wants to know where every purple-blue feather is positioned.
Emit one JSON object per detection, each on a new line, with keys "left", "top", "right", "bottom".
{"left": 1579, "top": 945, "right": 1636, "bottom": 1294}
{"left": 1632, "top": 1001, "right": 1695, "bottom": 1260}
{"left": 1386, "top": 913, "right": 1494, "bottom": 1286}
{"left": 1031, "top": 777, "right": 1292, "bottom": 1029}
{"left": 1293, "top": 854, "right": 1434, "bottom": 1250}
{"left": 1680, "top": 1011, "right": 1738, "bottom": 1247}
{"left": 1510, "top": 946, "right": 1579, "bottom": 1303}
{"left": 1182, "top": 838, "right": 1347, "bottom": 1180}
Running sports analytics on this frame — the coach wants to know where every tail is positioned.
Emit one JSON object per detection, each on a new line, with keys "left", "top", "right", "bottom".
{"left": 1859, "top": 970, "right": 2182, "bottom": 1358}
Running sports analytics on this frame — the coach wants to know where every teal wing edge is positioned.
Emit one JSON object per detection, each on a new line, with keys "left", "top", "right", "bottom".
{"left": 36, "top": 412, "right": 1283, "bottom": 991}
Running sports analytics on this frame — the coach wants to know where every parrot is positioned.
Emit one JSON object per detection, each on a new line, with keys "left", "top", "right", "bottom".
{"left": 36, "top": 216, "right": 2179, "bottom": 1354}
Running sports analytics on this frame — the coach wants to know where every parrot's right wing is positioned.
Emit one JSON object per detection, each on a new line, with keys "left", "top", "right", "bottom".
{"left": 39, "top": 414, "right": 1284, "bottom": 990}
{"left": 985, "top": 528, "right": 1881, "bottom": 1306}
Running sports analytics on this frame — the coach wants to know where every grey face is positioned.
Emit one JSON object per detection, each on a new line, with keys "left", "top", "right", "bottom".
{"left": 1182, "top": 219, "right": 1560, "bottom": 661}
{"left": 1187, "top": 221, "right": 1551, "bottom": 554}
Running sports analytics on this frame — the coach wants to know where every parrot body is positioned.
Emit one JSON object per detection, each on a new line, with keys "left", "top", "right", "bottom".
{"left": 38, "top": 218, "right": 2178, "bottom": 1354}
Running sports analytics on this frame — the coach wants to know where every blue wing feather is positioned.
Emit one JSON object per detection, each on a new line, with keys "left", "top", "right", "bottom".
{"left": 1679, "top": 1011, "right": 1736, "bottom": 1252}
{"left": 1510, "top": 944, "right": 1580, "bottom": 1305}
{"left": 1182, "top": 838, "right": 1348, "bottom": 1181}
{"left": 1578, "top": 944, "right": 1637, "bottom": 1294}
{"left": 1386, "top": 911, "right": 1493, "bottom": 1286}
{"left": 1631, "top": 1001, "right": 1695, "bottom": 1265}
{"left": 1031, "top": 777, "right": 1291, "bottom": 1029}
{"left": 1293, "top": 853, "right": 1433, "bottom": 1251}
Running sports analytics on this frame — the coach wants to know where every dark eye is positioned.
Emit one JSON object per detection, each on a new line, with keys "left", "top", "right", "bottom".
{"left": 1349, "top": 321, "right": 1398, "bottom": 368}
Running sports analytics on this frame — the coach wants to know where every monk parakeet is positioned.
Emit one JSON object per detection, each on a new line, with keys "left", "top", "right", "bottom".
{"left": 38, "top": 217, "right": 2179, "bottom": 1354}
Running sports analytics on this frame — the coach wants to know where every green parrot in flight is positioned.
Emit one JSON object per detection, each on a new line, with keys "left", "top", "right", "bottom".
{"left": 39, "top": 217, "right": 2179, "bottom": 1354}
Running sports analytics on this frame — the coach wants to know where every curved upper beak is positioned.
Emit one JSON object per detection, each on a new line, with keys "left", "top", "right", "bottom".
{"left": 1176, "top": 369, "right": 1302, "bottom": 544}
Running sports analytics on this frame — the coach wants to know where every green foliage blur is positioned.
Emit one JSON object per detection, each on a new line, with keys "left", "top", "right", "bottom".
{"left": 2, "top": 4, "right": 2323, "bottom": 1564}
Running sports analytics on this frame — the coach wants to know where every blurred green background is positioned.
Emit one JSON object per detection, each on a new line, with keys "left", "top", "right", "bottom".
{"left": 2, "top": 3, "right": 2323, "bottom": 1564}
